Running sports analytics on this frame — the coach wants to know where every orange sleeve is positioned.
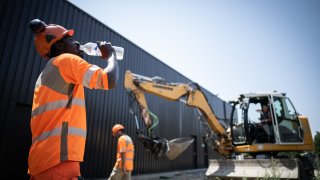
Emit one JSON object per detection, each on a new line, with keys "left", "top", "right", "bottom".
{"left": 53, "top": 53, "right": 109, "bottom": 90}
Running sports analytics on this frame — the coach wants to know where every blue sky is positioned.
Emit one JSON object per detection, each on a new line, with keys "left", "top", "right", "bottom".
{"left": 68, "top": 0, "right": 320, "bottom": 137}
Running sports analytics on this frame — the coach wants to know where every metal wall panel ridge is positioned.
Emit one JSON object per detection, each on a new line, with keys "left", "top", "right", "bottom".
{"left": 0, "top": 0, "right": 233, "bottom": 179}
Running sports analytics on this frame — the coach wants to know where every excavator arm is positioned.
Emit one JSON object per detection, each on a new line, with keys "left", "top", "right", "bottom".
{"left": 124, "top": 71, "right": 233, "bottom": 158}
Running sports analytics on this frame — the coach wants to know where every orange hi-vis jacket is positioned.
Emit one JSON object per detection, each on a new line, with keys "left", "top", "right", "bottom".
{"left": 115, "top": 134, "right": 134, "bottom": 171}
{"left": 28, "top": 53, "right": 110, "bottom": 175}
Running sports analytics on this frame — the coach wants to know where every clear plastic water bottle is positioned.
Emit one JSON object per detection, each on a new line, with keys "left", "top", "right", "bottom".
{"left": 80, "top": 42, "right": 124, "bottom": 60}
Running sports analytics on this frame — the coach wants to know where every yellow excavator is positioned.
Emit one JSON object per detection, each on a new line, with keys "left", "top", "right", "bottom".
{"left": 124, "top": 70, "right": 315, "bottom": 179}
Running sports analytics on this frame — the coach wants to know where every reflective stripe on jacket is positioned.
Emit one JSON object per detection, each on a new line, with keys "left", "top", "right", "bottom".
{"left": 28, "top": 53, "right": 109, "bottom": 175}
{"left": 115, "top": 134, "right": 134, "bottom": 171}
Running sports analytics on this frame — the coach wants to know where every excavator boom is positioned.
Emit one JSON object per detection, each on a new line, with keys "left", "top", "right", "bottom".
{"left": 124, "top": 70, "right": 232, "bottom": 158}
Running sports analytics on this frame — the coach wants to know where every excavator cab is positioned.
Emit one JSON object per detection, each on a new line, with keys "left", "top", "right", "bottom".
{"left": 207, "top": 92, "right": 316, "bottom": 179}
{"left": 230, "top": 92, "right": 306, "bottom": 151}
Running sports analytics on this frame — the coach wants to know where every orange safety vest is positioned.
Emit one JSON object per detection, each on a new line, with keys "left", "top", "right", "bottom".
{"left": 115, "top": 134, "right": 134, "bottom": 171}
{"left": 28, "top": 53, "right": 110, "bottom": 175}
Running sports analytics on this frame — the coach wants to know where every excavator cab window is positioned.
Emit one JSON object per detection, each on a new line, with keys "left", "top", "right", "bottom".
{"left": 232, "top": 96, "right": 276, "bottom": 145}
{"left": 272, "top": 96, "right": 303, "bottom": 143}
{"left": 231, "top": 98, "right": 249, "bottom": 145}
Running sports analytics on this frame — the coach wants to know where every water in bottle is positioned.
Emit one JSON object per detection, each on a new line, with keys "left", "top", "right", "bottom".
{"left": 80, "top": 42, "right": 101, "bottom": 56}
{"left": 112, "top": 46, "right": 124, "bottom": 60}
{"left": 80, "top": 42, "right": 124, "bottom": 60}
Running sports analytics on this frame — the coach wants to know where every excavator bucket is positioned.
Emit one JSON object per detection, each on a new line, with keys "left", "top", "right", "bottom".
{"left": 137, "top": 134, "right": 194, "bottom": 160}
{"left": 165, "top": 137, "right": 194, "bottom": 160}
{"left": 206, "top": 158, "right": 299, "bottom": 179}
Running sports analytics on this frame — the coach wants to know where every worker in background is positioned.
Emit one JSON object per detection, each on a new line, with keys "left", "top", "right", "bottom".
{"left": 28, "top": 19, "right": 119, "bottom": 179}
{"left": 109, "top": 124, "right": 134, "bottom": 180}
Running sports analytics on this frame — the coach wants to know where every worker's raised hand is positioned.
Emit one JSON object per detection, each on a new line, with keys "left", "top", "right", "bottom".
{"left": 97, "top": 41, "right": 115, "bottom": 60}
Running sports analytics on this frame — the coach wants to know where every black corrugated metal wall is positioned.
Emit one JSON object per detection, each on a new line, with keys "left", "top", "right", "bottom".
{"left": 0, "top": 0, "right": 232, "bottom": 178}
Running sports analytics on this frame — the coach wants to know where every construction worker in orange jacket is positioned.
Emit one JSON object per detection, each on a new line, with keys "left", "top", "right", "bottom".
{"left": 28, "top": 19, "right": 119, "bottom": 179}
{"left": 109, "top": 124, "right": 134, "bottom": 180}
